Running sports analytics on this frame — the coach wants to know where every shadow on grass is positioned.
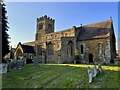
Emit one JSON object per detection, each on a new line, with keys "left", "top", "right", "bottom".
{"left": 2, "top": 64, "right": 119, "bottom": 89}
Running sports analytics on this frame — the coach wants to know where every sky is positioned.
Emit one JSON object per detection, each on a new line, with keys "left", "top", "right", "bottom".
{"left": 6, "top": 2, "right": 118, "bottom": 49}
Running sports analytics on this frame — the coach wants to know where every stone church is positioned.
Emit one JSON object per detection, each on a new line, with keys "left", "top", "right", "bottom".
{"left": 14, "top": 15, "right": 116, "bottom": 64}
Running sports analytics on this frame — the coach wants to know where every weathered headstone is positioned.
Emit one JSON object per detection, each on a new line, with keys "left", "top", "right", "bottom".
{"left": 87, "top": 66, "right": 92, "bottom": 83}
{"left": 33, "top": 56, "right": 39, "bottom": 67}
{"left": 23, "top": 57, "right": 26, "bottom": 64}
{"left": 74, "top": 60, "right": 76, "bottom": 64}
{"left": 93, "top": 65, "right": 97, "bottom": 77}
{"left": 9, "top": 60, "right": 24, "bottom": 71}
{"left": 17, "top": 60, "right": 24, "bottom": 70}
{"left": 12, "top": 61, "right": 17, "bottom": 70}
{"left": 9, "top": 61, "right": 16, "bottom": 71}
{"left": 98, "top": 64, "right": 102, "bottom": 74}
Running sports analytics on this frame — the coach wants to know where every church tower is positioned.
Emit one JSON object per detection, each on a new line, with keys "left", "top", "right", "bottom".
{"left": 35, "top": 15, "right": 55, "bottom": 40}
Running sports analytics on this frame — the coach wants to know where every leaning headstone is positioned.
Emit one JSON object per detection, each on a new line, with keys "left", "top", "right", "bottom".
{"left": 98, "top": 64, "right": 102, "bottom": 74}
{"left": 33, "top": 56, "right": 39, "bottom": 67}
{"left": 93, "top": 65, "right": 97, "bottom": 77}
{"left": 87, "top": 66, "right": 92, "bottom": 83}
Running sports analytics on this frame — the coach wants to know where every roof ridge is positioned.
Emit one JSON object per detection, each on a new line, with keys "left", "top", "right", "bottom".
{"left": 76, "top": 19, "right": 112, "bottom": 29}
{"left": 84, "top": 19, "right": 112, "bottom": 27}
{"left": 77, "top": 19, "right": 112, "bottom": 41}
{"left": 21, "top": 44, "right": 34, "bottom": 47}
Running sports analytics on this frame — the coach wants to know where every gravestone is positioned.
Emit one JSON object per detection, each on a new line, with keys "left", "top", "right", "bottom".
{"left": 98, "top": 64, "right": 102, "bottom": 74}
{"left": 103, "top": 54, "right": 106, "bottom": 65}
{"left": 23, "top": 57, "right": 26, "bottom": 64}
{"left": 33, "top": 56, "right": 39, "bottom": 67}
{"left": 74, "top": 60, "right": 76, "bottom": 64}
{"left": 93, "top": 65, "right": 97, "bottom": 77}
{"left": 9, "top": 60, "right": 24, "bottom": 71}
{"left": 17, "top": 60, "right": 24, "bottom": 70}
{"left": 87, "top": 66, "right": 92, "bottom": 83}
{"left": 12, "top": 61, "right": 17, "bottom": 70}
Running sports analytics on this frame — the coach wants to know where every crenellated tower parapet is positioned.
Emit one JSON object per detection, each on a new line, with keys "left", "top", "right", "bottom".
{"left": 35, "top": 15, "right": 55, "bottom": 41}
{"left": 37, "top": 15, "right": 55, "bottom": 22}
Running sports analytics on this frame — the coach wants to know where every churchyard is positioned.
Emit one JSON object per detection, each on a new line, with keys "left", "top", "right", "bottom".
{"left": 2, "top": 63, "right": 119, "bottom": 89}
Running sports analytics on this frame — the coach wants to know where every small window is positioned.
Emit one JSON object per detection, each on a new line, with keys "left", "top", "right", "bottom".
{"left": 81, "top": 44, "right": 84, "bottom": 54}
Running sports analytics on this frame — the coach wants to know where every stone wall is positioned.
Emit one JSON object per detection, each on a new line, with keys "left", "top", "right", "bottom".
{"left": 60, "top": 37, "right": 76, "bottom": 63}
{"left": 23, "top": 53, "right": 35, "bottom": 59}
{"left": 35, "top": 27, "right": 76, "bottom": 63}
{"left": 40, "top": 28, "right": 75, "bottom": 42}
{"left": 77, "top": 38, "right": 110, "bottom": 64}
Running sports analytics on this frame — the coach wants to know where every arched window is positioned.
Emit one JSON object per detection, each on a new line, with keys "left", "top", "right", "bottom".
{"left": 67, "top": 41, "right": 74, "bottom": 55}
{"left": 98, "top": 43, "right": 102, "bottom": 57}
{"left": 47, "top": 42, "right": 54, "bottom": 55}
{"left": 105, "top": 40, "right": 111, "bottom": 59}
{"left": 29, "top": 55, "right": 32, "bottom": 59}
{"left": 81, "top": 44, "right": 84, "bottom": 54}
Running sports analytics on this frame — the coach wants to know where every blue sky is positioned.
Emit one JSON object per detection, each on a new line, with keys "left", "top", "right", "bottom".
{"left": 6, "top": 2, "right": 118, "bottom": 49}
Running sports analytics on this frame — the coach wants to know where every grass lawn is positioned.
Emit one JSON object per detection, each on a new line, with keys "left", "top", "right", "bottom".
{"left": 2, "top": 64, "right": 120, "bottom": 89}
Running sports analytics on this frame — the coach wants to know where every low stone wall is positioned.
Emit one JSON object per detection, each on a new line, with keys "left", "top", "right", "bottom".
{"left": 0, "top": 63, "right": 8, "bottom": 74}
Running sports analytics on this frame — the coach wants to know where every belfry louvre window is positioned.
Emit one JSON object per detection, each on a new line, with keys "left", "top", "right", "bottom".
{"left": 39, "top": 23, "right": 43, "bottom": 30}
{"left": 48, "top": 24, "right": 52, "bottom": 30}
